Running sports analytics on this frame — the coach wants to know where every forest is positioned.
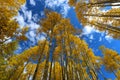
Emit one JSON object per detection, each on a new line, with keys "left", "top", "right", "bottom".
{"left": 0, "top": 0, "right": 120, "bottom": 80}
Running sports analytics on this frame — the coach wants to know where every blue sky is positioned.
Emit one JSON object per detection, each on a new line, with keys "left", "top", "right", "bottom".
{"left": 15, "top": 0, "right": 120, "bottom": 79}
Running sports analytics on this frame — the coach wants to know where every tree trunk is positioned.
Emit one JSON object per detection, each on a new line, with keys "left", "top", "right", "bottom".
{"left": 42, "top": 51, "right": 50, "bottom": 80}
{"left": 17, "top": 61, "right": 29, "bottom": 80}
{"left": 89, "top": 0, "right": 120, "bottom": 5}
{"left": 84, "top": 14, "right": 120, "bottom": 17}
{"left": 49, "top": 54, "right": 54, "bottom": 80}
{"left": 32, "top": 40, "right": 47, "bottom": 80}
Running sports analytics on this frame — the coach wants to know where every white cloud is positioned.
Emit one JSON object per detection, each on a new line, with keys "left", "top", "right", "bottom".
{"left": 105, "top": 35, "right": 113, "bottom": 42}
{"left": 30, "top": 0, "right": 36, "bottom": 6}
{"left": 15, "top": 5, "right": 27, "bottom": 28}
{"left": 99, "top": 37, "right": 102, "bottom": 41}
{"left": 16, "top": 0, "right": 70, "bottom": 29}
{"left": 82, "top": 25, "right": 95, "bottom": 35}
{"left": 15, "top": 0, "right": 70, "bottom": 46}
{"left": 82, "top": 25, "right": 113, "bottom": 42}
{"left": 28, "top": 22, "right": 40, "bottom": 29}
{"left": 13, "top": 0, "right": 71, "bottom": 52}
{"left": 15, "top": 13, "right": 25, "bottom": 28}
{"left": 21, "top": 4, "right": 28, "bottom": 13}
{"left": 26, "top": 31, "right": 35, "bottom": 42}
{"left": 36, "top": 34, "right": 46, "bottom": 41}
{"left": 90, "top": 35, "right": 93, "bottom": 40}
{"left": 32, "top": 14, "right": 39, "bottom": 22}
{"left": 40, "top": 11, "right": 44, "bottom": 16}
{"left": 16, "top": 4, "right": 40, "bottom": 29}
{"left": 26, "top": 11, "right": 32, "bottom": 22}
{"left": 16, "top": 12, "right": 39, "bottom": 30}
{"left": 45, "top": 0, "right": 70, "bottom": 17}
{"left": 15, "top": 3, "right": 41, "bottom": 46}
{"left": 29, "top": 31, "right": 36, "bottom": 37}
{"left": 61, "top": 4, "right": 70, "bottom": 16}
{"left": 17, "top": 5, "right": 32, "bottom": 23}
{"left": 82, "top": 25, "right": 102, "bottom": 35}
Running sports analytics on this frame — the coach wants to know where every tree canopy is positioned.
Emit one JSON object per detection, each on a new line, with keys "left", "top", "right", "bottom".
{"left": 0, "top": 0, "right": 120, "bottom": 80}
{"left": 69, "top": 0, "right": 120, "bottom": 39}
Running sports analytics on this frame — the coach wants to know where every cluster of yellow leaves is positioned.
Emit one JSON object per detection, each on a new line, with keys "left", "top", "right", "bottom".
{"left": 68, "top": 0, "right": 77, "bottom": 6}
{"left": 52, "top": 62, "right": 62, "bottom": 80}
{"left": 100, "top": 46, "right": 120, "bottom": 72}
{"left": 1, "top": 9, "right": 120, "bottom": 80}
{"left": 41, "top": 12, "right": 61, "bottom": 36}
{"left": 69, "top": 0, "right": 120, "bottom": 39}
{"left": 0, "top": 0, "right": 26, "bottom": 43}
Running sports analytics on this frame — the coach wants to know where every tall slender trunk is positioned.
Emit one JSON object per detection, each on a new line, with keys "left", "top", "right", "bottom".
{"left": 53, "top": 61, "right": 56, "bottom": 80}
{"left": 59, "top": 32, "right": 66, "bottom": 80}
{"left": 32, "top": 40, "right": 47, "bottom": 80}
{"left": 78, "top": 0, "right": 120, "bottom": 7}
{"left": 72, "top": 62, "right": 79, "bottom": 80}
{"left": 84, "top": 14, "right": 120, "bottom": 17}
{"left": 43, "top": 36, "right": 56, "bottom": 80}
{"left": 67, "top": 35, "right": 74, "bottom": 80}
{"left": 9, "top": 66, "right": 19, "bottom": 80}
{"left": 88, "top": 21, "right": 120, "bottom": 35}
{"left": 96, "top": 22, "right": 120, "bottom": 33}
{"left": 28, "top": 65, "right": 34, "bottom": 80}
{"left": 98, "top": 69, "right": 108, "bottom": 80}
{"left": 49, "top": 54, "right": 54, "bottom": 80}
{"left": 61, "top": 55, "right": 65, "bottom": 80}
{"left": 112, "top": 70, "right": 118, "bottom": 78}
{"left": 17, "top": 61, "right": 29, "bottom": 80}
{"left": 90, "top": 4, "right": 120, "bottom": 7}
{"left": 83, "top": 54, "right": 98, "bottom": 80}
{"left": 89, "top": 0, "right": 120, "bottom": 5}
{"left": 9, "top": 56, "right": 30, "bottom": 80}
{"left": 64, "top": 54, "right": 69, "bottom": 80}
{"left": 73, "top": 45, "right": 86, "bottom": 80}
{"left": 42, "top": 51, "right": 50, "bottom": 80}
